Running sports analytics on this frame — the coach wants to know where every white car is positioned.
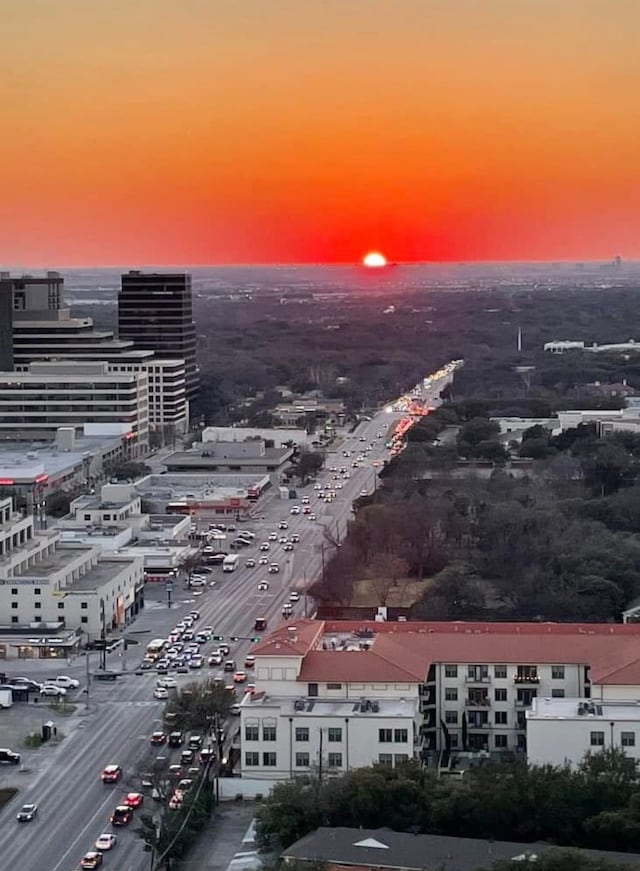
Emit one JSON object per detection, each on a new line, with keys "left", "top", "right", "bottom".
{"left": 290, "top": 506, "right": 300, "bottom": 515}
{"left": 95, "top": 833, "right": 117, "bottom": 851}
{"left": 268, "top": 532, "right": 278, "bottom": 541}
{"left": 158, "top": 676, "right": 177, "bottom": 689}
{"left": 53, "top": 675, "right": 80, "bottom": 689}
{"left": 40, "top": 684, "right": 66, "bottom": 697}
{"left": 154, "top": 686, "right": 169, "bottom": 699}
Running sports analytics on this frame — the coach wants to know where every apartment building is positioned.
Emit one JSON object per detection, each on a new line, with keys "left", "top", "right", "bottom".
{"left": 527, "top": 697, "right": 640, "bottom": 768}
{"left": 0, "top": 497, "right": 144, "bottom": 658}
{"left": 0, "top": 361, "right": 149, "bottom": 451}
{"left": 239, "top": 619, "right": 640, "bottom": 782}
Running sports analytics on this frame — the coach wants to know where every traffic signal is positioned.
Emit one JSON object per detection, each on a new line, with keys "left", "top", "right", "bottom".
{"left": 212, "top": 635, "right": 224, "bottom": 642}
{"left": 230, "top": 636, "right": 239, "bottom": 642}
{"left": 251, "top": 636, "right": 260, "bottom": 643}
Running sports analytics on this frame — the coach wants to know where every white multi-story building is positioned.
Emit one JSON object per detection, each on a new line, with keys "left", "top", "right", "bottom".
{"left": 527, "top": 698, "right": 640, "bottom": 768}
{"left": 56, "top": 483, "right": 195, "bottom": 581}
{"left": 0, "top": 361, "right": 149, "bottom": 452}
{"left": 110, "top": 358, "right": 188, "bottom": 436}
{"left": 239, "top": 619, "right": 640, "bottom": 784}
{"left": 0, "top": 496, "right": 144, "bottom": 659}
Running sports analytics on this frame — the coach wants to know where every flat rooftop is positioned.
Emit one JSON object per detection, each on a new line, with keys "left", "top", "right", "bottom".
{"left": 165, "top": 447, "right": 291, "bottom": 467}
{"left": 0, "top": 433, "right": 125, "bottom": 480}
{"left": 64, "top": 558, "right": 139, "bottom": 592}
{"left": 246, "top": 695, "right": 417, "bottom": 719}
{"left": 529, "top": 697, "right": 640, "bottom": 721}
{"left": 136, "top": 473, "right": 269, "bottom": 500}
{"left": 12, "top": 544, "right": 94, "bottom": 579}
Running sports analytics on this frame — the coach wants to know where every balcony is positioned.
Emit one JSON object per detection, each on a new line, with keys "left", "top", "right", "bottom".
{"left": 514, "top": 674, "right": 540, "bottom": 684}
{"left": 515, "top": 699, "right": 535, "bottom": 709}
{"left": 465, "top": 674, "right": 491, "bottom": 684}
{"left": 465, "top": 697, "right": 491, "bottom": 708}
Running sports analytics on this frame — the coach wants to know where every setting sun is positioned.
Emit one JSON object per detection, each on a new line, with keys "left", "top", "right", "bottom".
{"left": 363, "top": 252, "right": 387, "bottom": 268}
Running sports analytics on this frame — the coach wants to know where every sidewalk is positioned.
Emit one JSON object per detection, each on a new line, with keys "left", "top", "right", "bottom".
{"left": 183, "top": 802, "right": 258, "bottom": 871}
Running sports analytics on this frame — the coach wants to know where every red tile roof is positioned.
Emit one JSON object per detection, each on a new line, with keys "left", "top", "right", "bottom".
{"left": 255, "top": 619, "right": 640, "bottom": 686}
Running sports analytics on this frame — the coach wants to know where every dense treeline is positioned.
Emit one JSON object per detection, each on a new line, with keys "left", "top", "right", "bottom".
{"left": 76, "top": 284, "right": 640, "bottom": 426}
{"left": 256, "top": 749, "right": 640, "bottom": 857}
{"left": 313, "top": 400, "right": 640, "bottom": 620}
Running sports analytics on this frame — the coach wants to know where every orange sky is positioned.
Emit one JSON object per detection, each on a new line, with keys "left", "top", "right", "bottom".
{"left": 1, "top": 0, "right": 639, "bottom": 265}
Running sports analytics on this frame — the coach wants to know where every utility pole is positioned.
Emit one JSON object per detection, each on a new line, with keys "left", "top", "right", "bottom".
{"left": 85, "top": 651, "right": 91, "bottom": 710}
{"left": 100, "top": 599, "right": 107, "bottom": 671}
{"left": 318, "top": 728, "right": 323, "bottom": 783}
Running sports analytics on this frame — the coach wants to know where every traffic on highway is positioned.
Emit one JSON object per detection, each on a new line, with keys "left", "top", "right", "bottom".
{"left": 0, "top": 363, "right": 457, "bottom": 871}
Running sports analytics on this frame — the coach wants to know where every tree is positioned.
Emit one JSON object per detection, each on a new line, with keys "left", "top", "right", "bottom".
{"left": 291, "top": 450, "right": 324, "bottom": 483}
{"left": 458, "top": 417, "right": 500, "bottom": 450}
{"left": 167, "top": 679, "right": 232, "bottom": 733}
{"left": 484, "top": 849, "right": 640, "bottom": 871}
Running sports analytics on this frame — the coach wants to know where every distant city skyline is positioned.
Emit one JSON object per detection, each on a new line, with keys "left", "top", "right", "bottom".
{"left": 2, "top": 1, "right": 639, "bottom": 265}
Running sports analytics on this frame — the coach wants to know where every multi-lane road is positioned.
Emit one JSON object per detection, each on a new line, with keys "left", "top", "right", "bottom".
{"left": 0, "top": 366, "right": 454, "bottom": 871}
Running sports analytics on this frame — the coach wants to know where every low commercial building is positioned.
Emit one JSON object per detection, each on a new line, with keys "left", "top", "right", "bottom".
{"left": 283, "top": 827, "right": 640, "bottom": 871}
{"left": 0, "top": 496, "right": 144, "bottom": 659}
{"left": 0, "top": 426, "right": 134, "bottom": 510}
{"left": 237, "top": 618, "right": 640, "bottom": 786}
{"left": 135, "top": 473, "right": 271, "bottom": 517}
{"left": 203, "top": 426, "right": 311, "bottom": 448}
{"left": 164, "top": 439, "right": 293, "bottom": 477}
{"left": 0, "top": 360, "right": 149, "bottom": 452}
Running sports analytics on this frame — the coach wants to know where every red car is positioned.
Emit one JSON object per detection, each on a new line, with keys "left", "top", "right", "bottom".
{"left": 100, "top": 764, "right": 122, "bottom": 783}
{"left": 123, "top": 792, "right": 143, "bottom": 808}
{"left": 149, "top": 731, "right": 167, "bottom": 745}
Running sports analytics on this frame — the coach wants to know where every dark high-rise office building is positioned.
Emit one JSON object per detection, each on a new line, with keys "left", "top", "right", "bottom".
{"left": 118, "top": 271, "right": 199, "bottom": 402}
{"left": 0, "top": 279, "right": 13, "bottom": 371}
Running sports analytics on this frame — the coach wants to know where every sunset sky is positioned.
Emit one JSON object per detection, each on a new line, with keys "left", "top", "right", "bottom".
{"left": 1, "top": 0, "right": 639, "bottom": 265}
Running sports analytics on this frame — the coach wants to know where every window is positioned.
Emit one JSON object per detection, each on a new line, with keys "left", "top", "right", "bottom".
{"left": 262, "top": 725, "right": 276, "bottom": 742}
{"left": 295, "top": 752, "right": 310, "bottom": 767}
{"left": 81, "top": 602, "right": 88, "bottom": 610}
{"left": 328, "top": 727, "right": 342, "bottom": 742}
{"left": 551, "top": 666, "right": 565, "bottom": 680}
{"left": 467, "top": 664, "right": 489, "bottom": 680}
{"left": 84, "top": 514, "right": 91, "bottom": 521}
{"left": 495, "top": 735, "right": 508, "bottom": 748}
{"left": 11, "top": 602, "right": 17, "bottom": 610}
{"left": 590, "top": 731, "right": 605, "bottom": 747}
{"left": 308, "top": 683, "right": 318, "bottom": 697}
{"left": 295, "top": 727, "right": 309, "bottom": 742}
{"left": 444, "top": 665, "right": 458, "bottom": 678}
{"left": 327, "top": 683, "right": 342, "bottom": 690}
{"left": 622, "top": 732, "right": 636, "bottom": 747}
{"left": 551, "top": 688, "right": 565, "bottom": 698}
{"left": 494, "top": 711, "right": 508, "bottom": 725}
{"left": 33, "top": 616, "right": 41, "bottom": 623}
{"left": 379, "top": 728, "right": 392, "bottom": 742}
{"left": 394, "top": 729, "right": 408, "bottom": 743}
{"left": 245, "top": 752, "right": 259, "bottom": 766}
{"left": 34, "top": 602, "right": 41, "bottom": 609}
{"left": 244, "top": 725, "right": 259, "bottom": 741}
{"left": 262, "top": 752, "right": 277, "bottom": 767}
{"left": 378, "top": 753, "right": 393, "bottom": 767}
{"left": 394, "top": 754, "right": 409, "bottom": 765}
{"left": 494, "top": 665, "right": 507, "bottom": 679}
{"left": 57, "top": 602, "right": 64, "bottom": 610}
{"left": 445, "top": 710, "right": 458, "bottom": 724}
{"left": 81, "top": 616, "right": 88, "bottom": 624}
{"left": 34, "top": 588, "right": 41, "bottom": 595}
{"left": 11, "top": 616, "right": 18, "bottom": 624}
{"left": 444, "top": 688, "right": 458, "bottom": 701}
{"left": 494, "top": 688, "right": 507, "bottom": 702}
{"left": 10, "top": 588, "right": 17, "bottom": 596}
{"left": 327, "top": 752, "right": 342, "bottom": 768}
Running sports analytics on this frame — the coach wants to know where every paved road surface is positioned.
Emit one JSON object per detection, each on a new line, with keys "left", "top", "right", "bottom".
{"left": 0, "top": 367, "right": 453, "bottom": 871}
